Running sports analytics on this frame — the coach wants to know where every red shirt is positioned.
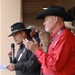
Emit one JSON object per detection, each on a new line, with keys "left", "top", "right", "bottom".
{"left": 35, "top": 27, "right": 75, "bottom": 75}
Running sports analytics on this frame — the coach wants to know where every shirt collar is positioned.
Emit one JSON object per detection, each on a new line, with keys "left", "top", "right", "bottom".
{"left": 20, "top": 43, "right": 25, "bottom": 49}
{"left": 50, "top": 26, "right": 65, "bottom": 40}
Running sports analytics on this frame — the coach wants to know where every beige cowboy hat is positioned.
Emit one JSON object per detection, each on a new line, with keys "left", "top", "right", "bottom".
{"left": 64, "top": 21, "right": 75, "bottom": 30}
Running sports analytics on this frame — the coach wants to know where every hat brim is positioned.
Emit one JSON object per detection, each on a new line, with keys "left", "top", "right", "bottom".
{"left": 65, "top": 24, "right": 75, "bottom": 30}
{"left": 36, "top": 9, "right": 73, "bottom": 21}
{"left": 8, "top": 29, "right": 31, "bottom": 37}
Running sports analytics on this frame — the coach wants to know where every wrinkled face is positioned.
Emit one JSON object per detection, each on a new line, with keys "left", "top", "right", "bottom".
{"left": 12, "top": 31, "right": 26, "bottom": 45}
{"left": 43, "top": 16, "right": 57, "bottom": 33}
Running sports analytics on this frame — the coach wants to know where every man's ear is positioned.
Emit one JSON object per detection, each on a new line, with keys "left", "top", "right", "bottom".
{"left": 54, "top": 16, "right": 58, "bottom": 24}
{"left": 51, "top": 16, "right": 58, "bottom": 24}
{"left": 22, "top": 31, "right": 26, "bottom": 37}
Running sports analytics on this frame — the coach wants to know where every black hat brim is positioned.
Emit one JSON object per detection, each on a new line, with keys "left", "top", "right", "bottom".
{"left": 36, "top": 9, "right": 73, "bottom": 21}
{"left": 8, "top": 29, "right": 31, "bottom": 37}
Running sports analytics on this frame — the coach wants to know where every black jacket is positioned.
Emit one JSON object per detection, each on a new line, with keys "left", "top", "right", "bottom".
{"left": 10, "top": 44, "right": 41, "bottom": 75}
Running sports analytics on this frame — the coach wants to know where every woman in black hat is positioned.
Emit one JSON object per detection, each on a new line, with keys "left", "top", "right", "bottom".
{"left": 6, "top": 22, "right": 41, "bottom": 75}
{"left": 23, "top": 6, "right": 75, "bottom": 75}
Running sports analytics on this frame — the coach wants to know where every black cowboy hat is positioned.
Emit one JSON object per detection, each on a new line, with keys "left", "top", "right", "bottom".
{"left": 36, "top": 6, "right": 73, "bottom": 21}
{"left": 8, "top": 22, "right": 31, "bottom": 37}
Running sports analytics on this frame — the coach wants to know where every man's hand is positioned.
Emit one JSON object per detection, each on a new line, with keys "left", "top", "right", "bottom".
{"left": 23, "top": 38, "right": 39, "bottom": 53}
{"left": 7, "top": 49, "right": 12, "bottom": 57}
{"left": 7, "top": 49, "right": 15, "bottom": 58}
{"left": 6, "top": 63, "right": 15, "bottom": 71}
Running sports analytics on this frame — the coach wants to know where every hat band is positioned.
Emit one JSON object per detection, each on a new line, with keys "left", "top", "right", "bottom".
{"left": 12, "top": 28, "right": 25, "bottom": 33}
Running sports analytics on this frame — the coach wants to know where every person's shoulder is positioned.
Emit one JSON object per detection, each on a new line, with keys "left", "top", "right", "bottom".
{"left": 56, "top": 28, "right": 73, "bottom": 42}
{"left": 61, "top": 28, "right": 73, "bottom": 37}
